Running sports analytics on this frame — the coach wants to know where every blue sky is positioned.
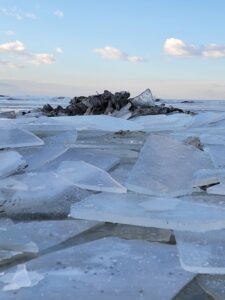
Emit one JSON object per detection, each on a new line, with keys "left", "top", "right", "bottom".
{"left": 0, "top": 0, "right": 225, "bottom": 99}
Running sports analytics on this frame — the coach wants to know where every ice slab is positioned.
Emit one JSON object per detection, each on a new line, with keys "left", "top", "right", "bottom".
{"left": 126, "top": 135, "right": 213, "bottom": 197}
{"left": 54, "top": 115, "right": 143, "bottom": 131}
{"left": 37, "top": 148, "right": 120, "bottom": 172}
{"left": 0, "top": 264, "right": 44, "bottom": 291}
{"left": 111, "top": 103, "right": 132, "bottom": 119}
{"left": 207, "top": 181, "right": 225, "bottom": 195}
{"left": 57, "top": 161, "right": 127, "bottom": 193}
{"left": 198, "top": 275, "right": 225, "bottom": 300}
{"left": 0, "top": 151, "right": 26, "bottom": 178}
{"left": 0, "top": 129, "right": 44, "bottom": 149}
{"left": 0, "top": 171, "right": 75, "bottom": 217}
{"left": 1, "top": 220, "right": 98, "bottom": 253}
{"left": 204, "top": 145, "right": 225, "bottom": 168}
{"left": 70, "top": 192, "right": 225, "bottom": 232}
{"left": 190, "top": 112, "right": 225, "bottom": 128}
{"left": 131, "top": 88, "right": 155, "bottom": 107}
{"left": 0, "top": 238, "right": 194, "bottom": 299}
{"left": 18, "top": 131, "right": 77, "bottom": 171}
{"left": 175, "top": 230, "right": 225, "bottom": 274}
{"left": 131, "top": 113, "right": 193, "bottom": 132}
{"left": 192, "top": 169, "right": 225, "bottom": 187}
{"left": 110, "top": 163, "right": 134, "bottom": 184}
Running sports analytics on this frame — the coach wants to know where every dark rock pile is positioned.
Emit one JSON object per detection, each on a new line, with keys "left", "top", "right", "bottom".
{"left": 42, "top": 90, "right": 190, "bottom": 117}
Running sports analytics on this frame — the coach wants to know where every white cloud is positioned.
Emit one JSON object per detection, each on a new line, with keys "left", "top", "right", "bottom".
{"left": 55, "top": 47, "right": 64, "bottom": 54}
{"left": 0, "top": 8, "right": 36, "bottom": 20}
{"left": 93, "top": 46, "right": 144, "bottom": 63}
{"left": 5, "top": 30, "right": 15, "bottom": 36}
{"left": 30, "top": 54, "right": 55, "bottom": 65}
{"left": 164, "top": 38, "right": 225, "bottom": 59}
{"left": 0, "top": 40, "right": 56, "bottom": 67}
{"left": 0, "top": 40, "right": 25, "bottom": 53}
{"left": 53, "top": 10, "right": 64, "bottom": 18}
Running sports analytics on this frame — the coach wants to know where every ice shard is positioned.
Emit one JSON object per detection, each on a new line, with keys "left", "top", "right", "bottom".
{"left": 70, "top": 192, "right": 225, "bottom": 232}
{"left": 126, "top": 134, "right": 213, "bottom": 196}
{"left": 57, "top": 161, "right": 127, "bottom": 193}
{"left": 207, "top": 180, "right": 225, "bottom": 195}
{"left": 192, "top": 168, "right": 225, "bottom": 187}
{"left": 198, "top": 275, "right": 225, "bottom": 300}
{"left": 0, "top": 151, "right": 26, "bottom": 178}
{"left": 0, "top": 128, "right": 44, "bottom": 149}
{"left": 130, "top": 88, "right": 155, "bottom": 107}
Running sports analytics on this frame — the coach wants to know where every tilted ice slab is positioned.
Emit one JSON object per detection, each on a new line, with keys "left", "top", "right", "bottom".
{"left": 0, "top": 128, "right": 44, "bottom": 149}
{"left": 197, "top": 275, "right": 225, "bottom": 300}
{"left": 207, "top": 180, "right": 225, "bottom": 195}
{"left": 0, "top": 151, "right": 26, "bottom": 178}
{"left": 38, "top": 148, "right": 120, "bottom": 172}
{"left": 175, "top": 230, "right": 225, "bottom": 274}
{"left": 130, "top": 88, "right": 155, "bottom": 107}
{"left": 53, "top": 115, "right": 143, "bottom": 131}
{"left": 0, "top": 171, "right": 75, "bottom": 217}
{"left": 192, "top": 169, "right": 225, "bottom": 187}
{"left": 126, "top": 135, "right": 213, "bottom": 197}
{"left": 205, "top": 145, "right": 225, "bottom": 168}
{"left": 0, "top": 238, "right": 194, "bottom": 300}
{"left": 70, "top": 192, "right": 225, "bottom": 232}
{"left": 57, "top": 161, "right": 127, "bottom": 193}
{"left": 0, "top": 264, "right": 44, "bottom": 292}
{"left": 18, "top": 131, "right": 77, "bottom": 171}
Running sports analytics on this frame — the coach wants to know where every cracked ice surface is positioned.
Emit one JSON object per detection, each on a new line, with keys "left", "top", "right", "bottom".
{"left": 57, "top": 161, "right": 127, "bottom": 193}
{"left": 0, "top": 238, "right": 194, "bottom": 300}
{"left": 126, "top": 134, "right": 213, "bottom": 196}
{"left": 0, "top": 151, "right": 26, "bottom": 179}
{"left": 70, "top": 192, "right": 225, "bottom": 232}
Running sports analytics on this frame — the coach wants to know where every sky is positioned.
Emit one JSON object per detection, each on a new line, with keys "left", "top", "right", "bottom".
{"left": 0, "top": 0, "right": 225, "bottom": 99}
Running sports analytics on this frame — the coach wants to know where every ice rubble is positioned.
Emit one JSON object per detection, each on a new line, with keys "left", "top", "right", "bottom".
{"left": 2, "top": 95, "right": 225, "bottom": 298}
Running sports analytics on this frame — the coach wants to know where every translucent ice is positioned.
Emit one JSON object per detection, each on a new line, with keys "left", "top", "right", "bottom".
{"left": 175, "top": 230, "right": 225, "bottom": 274}
{"left": 19, "top": 131, "right": 77, "bottom": 171}
{"left": 198, "top": 275, "right": 225, "bottom": 300}
{"left": 126, "top": 135, "right": 213, "bottom": 196}
{"left": 0, "top": 171, "right": 75, "bottom": 217}
{"left": 0, "top": 151, "right": 26, "bottom": 178}
{"left": 0, "top": 264, "right": 44, "bottom": 291}
{"left": 57, "top": 161, "right": 127, "bottom": 193}
{"left": 131, "top": 88, "right": 155, "bottom": 107}
{"left": 0, "top": 238, "right": 194, "bottom": 299}
{"left": 70, "top": 192, "right": 225, "bottom": 232}
{"left": 0, "top": 128, "right": 44, "bottom": 149}
{"left": 204, "top": 145, "right": 225, "bottom": 168}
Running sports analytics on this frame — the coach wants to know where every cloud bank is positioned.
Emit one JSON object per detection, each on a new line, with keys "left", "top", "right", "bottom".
{"left": 93, "top": 46, "right": 144, "bottom": 63}
{"left": 164, "top": 38, "right": 225, "bottom": 58}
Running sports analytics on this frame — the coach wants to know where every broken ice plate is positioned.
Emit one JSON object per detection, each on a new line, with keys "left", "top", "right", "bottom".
{"left": 57, "top": 161, "right": 127, "bottom": 193}
{"left": 0, "top": 150, "right": 26, "bottom": 179}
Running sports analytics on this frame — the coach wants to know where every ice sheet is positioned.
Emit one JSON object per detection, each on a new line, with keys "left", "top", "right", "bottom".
{"left": 70, "top": 192, "right": 225, "bottom": 232}
{"left": 126, "top": 134, "right": 213, "bottom": 196}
